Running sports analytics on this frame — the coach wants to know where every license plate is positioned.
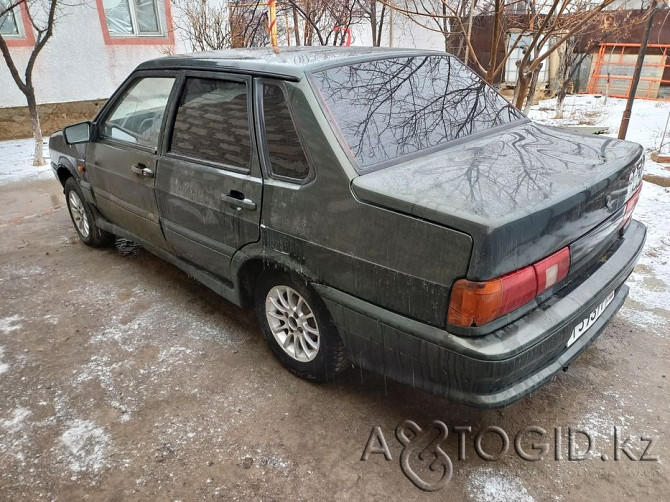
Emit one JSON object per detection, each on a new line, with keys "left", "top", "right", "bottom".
{"left": 567, "top": 290, "right": 616, "bottom": 348}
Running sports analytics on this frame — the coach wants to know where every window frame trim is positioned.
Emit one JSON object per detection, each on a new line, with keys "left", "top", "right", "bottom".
{"left": 94, "top": 70, "right": 180, "bottom": 154}
{"left": 254, "top": 78, "right": 315, "bottom": 185}
{"left": 162, "top": 70, "right": 256, "bottom": 176}
{"left": 1, "top": 0, "right": 35, "bottom": 47}
{"left": 95, "top": 0, "right": 174, "bottom": 46}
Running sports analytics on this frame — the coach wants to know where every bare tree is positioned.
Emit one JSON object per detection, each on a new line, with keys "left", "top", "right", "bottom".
{"left": 172, "top": 0, "right": 231, "bottom": 50}
{"left": 282, "top": 0, "right": 363, "bottom": 46}
{"left": 356, "top": 0, "right": 387, "bottom": 46}
{"left": 509, "top": 0, "right": 617, "bottom": 110}
{"left": 388, "top": 0, "right": 621, "bottom": 111}
{"left": 229, "top": 1, "right": 268, "bottom": 47}
{"left": 0, "top": 0, "right": 58, "bottom": 166}
{"left": 172, "top": 0, "right": 269, "bottom": 51}
{"left": 397, "top": 0, "right": 471, "bottom": 55}
{"left": 554, "top": 9, "right": 635, "bottom": 117}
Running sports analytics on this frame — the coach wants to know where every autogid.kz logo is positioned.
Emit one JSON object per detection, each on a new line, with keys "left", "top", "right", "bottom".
{"left": 361, "top": 420, "right": 660, "bottom": 492}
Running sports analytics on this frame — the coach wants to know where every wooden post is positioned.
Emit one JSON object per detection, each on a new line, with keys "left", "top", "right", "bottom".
{"left": 619, "top": 0, "right": 657, "bottom": 140}
{"left": 268, "top": 0, "right": 278, "bottom": 48}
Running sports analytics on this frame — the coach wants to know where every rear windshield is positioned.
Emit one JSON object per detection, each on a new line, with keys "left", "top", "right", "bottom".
{"left": 310, "top": 55, "right": 523, "bottom": 171}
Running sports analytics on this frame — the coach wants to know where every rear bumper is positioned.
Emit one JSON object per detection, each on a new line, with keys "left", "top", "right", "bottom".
{"left": 313, "top": 220, "right": 646, "bottom": 408}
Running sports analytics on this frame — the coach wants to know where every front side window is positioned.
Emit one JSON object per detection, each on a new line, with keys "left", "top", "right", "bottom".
{"left": 311, "top": 55, "right": 524, "bottom": 171}
{"left": 262, "top": 83, "right": 310, "bottom": 180}
{"left": 102, "top": 77, "right": 175, "bottom": 149}
{"left": 102, "top": 0, "right": 163, "bottom": 36}
{"left": 0, "top": 0, "right": 21, "bottom": 37}
{"left": 170, "top": 78, "right": 252, "bottom": 170}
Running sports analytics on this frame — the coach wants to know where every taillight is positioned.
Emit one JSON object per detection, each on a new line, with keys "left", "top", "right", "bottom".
{"left": 533, "top": 247, "right": 570, "bottom": 293}
{"left": 622, "top": 184, "right": 642, "bottom": 229}
{"left": 448, "top": 247, "right": 571, "bottom": 328}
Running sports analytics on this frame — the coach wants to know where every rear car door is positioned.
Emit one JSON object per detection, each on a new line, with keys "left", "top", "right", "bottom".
{"left": 155, "top": 72, "right": 262, "bottom": 281}
{"left": 86, "top": 72, "right": 177, "bottom": 248}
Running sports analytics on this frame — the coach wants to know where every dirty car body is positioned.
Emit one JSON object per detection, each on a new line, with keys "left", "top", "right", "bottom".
{"left": 49, "top": 47, "right": 646, "bottom": 408}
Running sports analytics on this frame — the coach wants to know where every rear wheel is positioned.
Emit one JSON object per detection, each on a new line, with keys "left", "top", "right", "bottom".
{"left": 64, "top": 177, "right": 114, "bottom": 247}
{"left": 255, "top": 270, "right": 349, "bottom": 382}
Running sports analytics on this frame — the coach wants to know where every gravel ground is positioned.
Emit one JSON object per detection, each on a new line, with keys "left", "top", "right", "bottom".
{"left": 0, "top": 178, "right": 668, "bottom": 501}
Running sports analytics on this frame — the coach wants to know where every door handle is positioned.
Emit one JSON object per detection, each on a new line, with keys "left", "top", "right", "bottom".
{"left": 131, "top": 163, "right": 154, "bottom": 178}
{"left": 222, "top": 191, "right": 257, "bottom": 211}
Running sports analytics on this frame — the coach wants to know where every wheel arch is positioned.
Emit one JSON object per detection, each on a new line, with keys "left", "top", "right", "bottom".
{"left": 233, "top": 250, "right": 320, "bottom": 308}
{"left": 55, "top": 158, "right": 77, "bottom": 187}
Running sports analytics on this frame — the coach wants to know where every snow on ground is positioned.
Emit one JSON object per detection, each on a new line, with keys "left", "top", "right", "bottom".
{"left": 58, "top": 419, "right": 111, "bottom": 476}
{"left": 528, "top": 94, "right": 670, "bottom": 179}
{"left": 467, "top": 467, "right": 536, "bottom": 502}
{"left": 530, "top": 95, "right": 670, "bottom": 330}
{"left": 0, "top": 138, "right": 52, "bottom": 186}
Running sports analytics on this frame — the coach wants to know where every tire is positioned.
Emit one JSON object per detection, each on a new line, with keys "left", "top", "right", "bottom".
{"left": 64, "top": 177, "right": 115, "bottom": 247}
{"left": 255, "top": 269, "right": 349, "bottom": 382}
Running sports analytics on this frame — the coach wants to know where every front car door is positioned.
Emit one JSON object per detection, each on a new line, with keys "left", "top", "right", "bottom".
{"left": 86, "top": 71, "right": 177, "bottom": 248}
{"left": 155, "top": 72, "right": 263, "bottom": 281}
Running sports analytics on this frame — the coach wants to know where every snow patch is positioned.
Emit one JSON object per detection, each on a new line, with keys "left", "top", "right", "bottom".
{"left": 58, "top": 419, "right": 111, "bottom": 474}
{"left": 467, "top": 467, "right": 535, "bottom": 502}
{"left": 0, "top": 138, "right": 52, "bottom": 186}
{"left": 0, "top": 346, "right": 8, "bottom": 374}
{"left": 1, "top": 407, "right": 31, "bottom": 434}
{"left": 0, "top": 314, "right": 22, "bottom": 334}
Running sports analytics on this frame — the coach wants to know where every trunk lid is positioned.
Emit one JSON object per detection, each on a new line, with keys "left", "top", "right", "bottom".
{"left": 351, "top": 122, "right": 644, "bottom": 280}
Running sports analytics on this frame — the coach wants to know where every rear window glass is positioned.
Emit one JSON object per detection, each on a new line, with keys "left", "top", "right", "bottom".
{"left": 311, "top": 55, "right": 523, "bottom": 171}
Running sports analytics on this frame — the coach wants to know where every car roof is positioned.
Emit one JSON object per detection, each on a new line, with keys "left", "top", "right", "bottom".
{"left": 136, "top": 46, "right": 446, "bottom": 80}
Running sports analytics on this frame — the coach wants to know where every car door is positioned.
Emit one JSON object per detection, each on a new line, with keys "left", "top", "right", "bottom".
{"left": 155, "top": 72, "right": 263, "bottom": 281}
{"left": 86, "top": 72, "right": 177, "bottom": 248}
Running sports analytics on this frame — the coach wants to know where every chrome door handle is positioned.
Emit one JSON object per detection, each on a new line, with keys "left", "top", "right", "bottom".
{"left": 131, "top": 164, "right": 154, "bottom": 178}
{"left": 222, "top": 193, "right": 256, "bottom": 211}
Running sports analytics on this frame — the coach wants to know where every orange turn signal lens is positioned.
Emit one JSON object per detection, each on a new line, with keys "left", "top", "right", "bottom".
{"left": 448, "top": 266, "right": 536, "bottom": 327}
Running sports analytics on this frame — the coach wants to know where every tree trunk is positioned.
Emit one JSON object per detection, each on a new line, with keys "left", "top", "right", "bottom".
{"left": 514, "top": 71, "right": 531, "bottom": 109}
{"left": 523, "top": 67, "right": 541, "bottom": 115}
{"left": 486, "top": 0, "right": 502, "bottom": 84}
{"left": 26, "top": 88, "right": 45, "bottom": 166}
{"left": 555, "top": 89, "right": 566, "bottom": 119}
{"left": 292, "top": 7, "right": 301, "bottom": 46}
{"left": 369, "top": 1, "right": 378, "bottom": 46}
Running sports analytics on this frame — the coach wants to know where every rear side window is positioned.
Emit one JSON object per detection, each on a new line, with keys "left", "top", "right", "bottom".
{"left": 170, "top": 78, "right": 251, "bottom": 170}
{"left": 262, "top": 83, "right": 310, "bottom": 181}
{"left": 102, "top": 77, "right": 175, "bottom": 149}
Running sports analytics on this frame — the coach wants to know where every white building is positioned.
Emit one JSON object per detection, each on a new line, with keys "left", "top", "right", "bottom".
{"left": 0, "top": 1, "right": 446, "bottom": 109}
{"left": 1, "top": 0, "right": 181, "bottom": 108}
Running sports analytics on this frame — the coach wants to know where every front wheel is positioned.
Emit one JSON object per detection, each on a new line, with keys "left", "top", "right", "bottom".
{"left": 255, "top": 270, "right": 349, "bottom": 382}
{"left": 64, "top": 177, "right": 114, "bottom": 247}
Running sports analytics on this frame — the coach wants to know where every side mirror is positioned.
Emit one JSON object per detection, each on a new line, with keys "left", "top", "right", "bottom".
{"left": 63, "top": 121, "right": 92, "bottom": 144}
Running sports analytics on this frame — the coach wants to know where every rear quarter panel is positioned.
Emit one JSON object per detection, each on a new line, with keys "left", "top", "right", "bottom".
{"left": 254, "top": 79, "right": 473, "bottom": 327}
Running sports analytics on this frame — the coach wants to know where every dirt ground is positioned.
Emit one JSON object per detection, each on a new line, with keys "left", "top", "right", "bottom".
{"left": 0, "top": 178, "right": 668, "bottom": 501}
{"left": 0, "top": 101, "right": 104, "bottom": 141}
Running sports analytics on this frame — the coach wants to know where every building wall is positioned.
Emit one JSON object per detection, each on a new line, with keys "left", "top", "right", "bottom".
{"left": 0, "top": 0, "right": 184, "bottom": 108}
{"left": 350, "top": 14, "right": 445, "bottom": 51}
{"left": 0, "top": 3, "right": 447, "bottom": 110}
